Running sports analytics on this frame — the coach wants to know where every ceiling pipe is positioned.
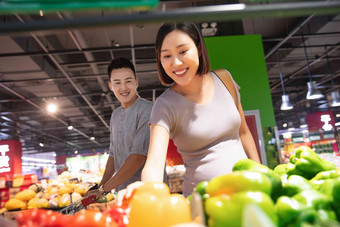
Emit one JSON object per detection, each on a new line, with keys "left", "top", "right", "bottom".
{"left": 58, "top": 12, "right": 115, "bottom": 112}
{"left": 270, "top": 44, "right": 340, "bottom": 91}
{"left": 0, "top": 82, "right": 101, "bottom": 147}
{"left": 0, "top": 45, "right": 155, "bottom": 58}
{"left": 263, "top": 32, "right": 340, "bottom": 42}
{"left": 0, "top": 69, "right": 158, "bottom": 84}
{"left": 0, "top": 85, "right": 165, "bottom": 105}
{"left": 14, "top": 14, "right": 109, "bottom": 131}
{"left": 265, "top": 14, "right": 314, "bottom": 60}
{"left": 1, "top": 1, "right": 340, "bottom": 34}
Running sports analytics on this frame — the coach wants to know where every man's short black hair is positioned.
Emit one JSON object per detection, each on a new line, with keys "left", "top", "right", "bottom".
{"left": 107, "top": 58, "right": 136, "bottom": 80}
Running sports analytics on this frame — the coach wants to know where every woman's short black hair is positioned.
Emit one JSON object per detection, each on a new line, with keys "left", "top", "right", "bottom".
{"left": 107, "top": 57, "right": 136, "bottom": 81}
{"left": 155, "top": 22, "right": 210, "bottom": 86}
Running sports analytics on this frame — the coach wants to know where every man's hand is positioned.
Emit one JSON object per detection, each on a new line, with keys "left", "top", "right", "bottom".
{"left": 83, "top": 188, "right": 103, "bottom": 199}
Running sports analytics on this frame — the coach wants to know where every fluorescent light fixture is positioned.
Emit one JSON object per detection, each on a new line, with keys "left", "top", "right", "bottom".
{"left": 335, "top": 122, "right": 340, "bottom": 126}
{"left": 280, "top": 95, "right": 293, "bottom": 110}
{"left": 283, "top": 132, "right": 292, "bottom": 138}
{"left": 22, "top": 157, "right": 56, "bottom": 164}
{"left": 220, "top": 3, "right": 246, "bottom": 11}
{"left": 306, "top": 81, "right": 324, "bottom": 100}
{"left": 337, "top": 114, "right": 340, "bottom": 118}
{"left": 47, "top": 103, "right": 58, "bottom": 113}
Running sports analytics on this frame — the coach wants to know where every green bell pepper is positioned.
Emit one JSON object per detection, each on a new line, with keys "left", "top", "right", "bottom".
{"left": 311, "top": 169, "right": 340, "bottom": 181}
{"left": 288, "top": 146, "right": 336, "bottom": 179}
{"left": 283, "top": 175, "right": 313, "bottom": 197}
{"left": 332, "top": 179, "right": 340, "bottom": 221}
{"left": 194, "top": 180, "right": 210, "bottom": 200}
{"left": 293, "top": 189, "right": 333, "bottom": 210}
{"left": 275, "top": 196, "right": 317, "bottom": 227}
{"left": 316, "top": 178, "right": 340, "bottom": 221}
{"left": 233, "top": 159, "right": 282, "bottom": 201}
{"left": 206, "top": 170, "right": 272, "bottom": 197}
{"left": 293, "top": 189, "right": 337, "bottom": 222}
{"left": 273, "top": 163, "right": 289, "bottom": 176}
{"left": 205, "top": 191, "right": 277, "bottom": 227}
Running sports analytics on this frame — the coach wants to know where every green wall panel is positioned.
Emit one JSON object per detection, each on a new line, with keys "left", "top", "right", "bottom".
{"left": 205, "top": 35, "right": 276, "bottom": 127}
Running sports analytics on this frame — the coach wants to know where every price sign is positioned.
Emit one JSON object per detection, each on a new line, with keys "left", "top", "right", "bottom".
{"left": 309, "top": 131, "right": 321, "bottom": 141}
{"left": 292, "top": 133, "right": 304, "bottom": 143}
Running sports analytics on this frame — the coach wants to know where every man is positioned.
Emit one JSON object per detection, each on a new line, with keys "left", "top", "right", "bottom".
{"left": 85, "top": 58, "right": 167, "bottom": 197}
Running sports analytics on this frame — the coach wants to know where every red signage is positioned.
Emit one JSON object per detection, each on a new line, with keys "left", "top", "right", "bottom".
{"left": 0, "top": 140, "right": 22, "bottom": 177}
{"left": 306, "top": 111, "right": 335, "bottom": 132}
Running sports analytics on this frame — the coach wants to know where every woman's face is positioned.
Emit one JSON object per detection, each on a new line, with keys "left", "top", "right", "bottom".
{"left": 160, "top": 30, "right": 200, "bottom": 87}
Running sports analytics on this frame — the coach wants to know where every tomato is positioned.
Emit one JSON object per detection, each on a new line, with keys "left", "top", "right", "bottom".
{"left": 16, "top": 209, "right": 70, "bottom": 227}
{"left": 104, "top": 205, "right": 129, "bottom": 227}
{"left": 70, "top": 210, "right": 117, "bottom": 227}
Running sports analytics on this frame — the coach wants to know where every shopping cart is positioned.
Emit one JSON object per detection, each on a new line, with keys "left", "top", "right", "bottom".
{"left": 59, "top": 194, "right": 98, "bottom": 215}
{"left": 59, "top": 183, "right": 108, "bottom": 215}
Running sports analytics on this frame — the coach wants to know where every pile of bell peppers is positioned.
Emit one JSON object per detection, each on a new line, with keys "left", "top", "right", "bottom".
{"left": 193, "top": 145, "right": 340, "bottom": 227}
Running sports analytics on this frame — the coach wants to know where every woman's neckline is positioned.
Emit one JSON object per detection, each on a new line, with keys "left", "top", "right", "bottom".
{"left": 169, "top": 72, "right": 215, "bottom": 106}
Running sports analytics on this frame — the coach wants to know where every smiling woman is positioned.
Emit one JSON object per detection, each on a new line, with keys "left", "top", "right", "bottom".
{"left": 117, "top": 22, "right": 260, "bottom": 203}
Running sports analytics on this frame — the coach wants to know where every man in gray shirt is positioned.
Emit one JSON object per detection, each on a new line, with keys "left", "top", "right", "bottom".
{"left": 85, "top": 58, "right": 162, "bottom": 196}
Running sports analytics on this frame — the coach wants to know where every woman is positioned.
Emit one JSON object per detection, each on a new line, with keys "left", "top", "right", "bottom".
{"left": 118, "top": 22, "right": 260, "bottom": 202}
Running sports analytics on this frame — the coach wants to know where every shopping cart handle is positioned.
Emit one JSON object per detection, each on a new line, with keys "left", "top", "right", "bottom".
{"left": 81, "top": 195, "right": 97, "bottom": 207}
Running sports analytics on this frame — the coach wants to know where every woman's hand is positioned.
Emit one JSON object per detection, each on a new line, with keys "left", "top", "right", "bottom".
{"left": 116, "top": 181, "right": 144, "bottom": 206}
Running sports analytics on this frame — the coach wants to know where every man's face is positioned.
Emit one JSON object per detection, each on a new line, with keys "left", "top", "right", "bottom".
{"left": 108, "top": 68, "right": 138, "bottom": 109}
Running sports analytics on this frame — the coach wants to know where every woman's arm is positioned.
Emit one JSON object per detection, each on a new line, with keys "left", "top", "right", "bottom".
{"left": 116, "top": 124, "right": 170, "bottom": 205}
{"left": 141, "top": 124, "right": 170, "bottom": 181}
{"left": 237, "top": 102, "right": 261, "bottom": 163}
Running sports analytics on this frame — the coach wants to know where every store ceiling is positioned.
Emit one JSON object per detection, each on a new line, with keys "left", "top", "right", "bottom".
{"left": 0, "top": 0, "right": 340, "bottom": 155}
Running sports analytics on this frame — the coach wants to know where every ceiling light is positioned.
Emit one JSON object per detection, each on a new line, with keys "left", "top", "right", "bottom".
{"left": 74, "top": 150, "right": 78, "bottom": 154}
{"left": 90, "top": 136, "right": 95, "bottom": 141}
{"left": 301, "top": 33, "right": 323, "bottom": 100}
{"left": 335, "top": 122, "right": 340, "bottom": 126}
{"left": 306, "top": 81, "right": 324, "bottom": 100}
{"left": 47, "top": 103, "right": 58, "bottom": 113}
{"left": 276, "top": 52, "right": 293, "bottom": 111}
{"left": 283, "top": 123, "right": 287, "bottom": 128}
{"left": 336, "top": 114, "right": 340, "bottom": 118}
{"left": 281, "top": 95, "right": 293, "bottom": 110}
{"left": 67, "top": 125, "right": 73, "bottom": 130}
{"left": 39, "top": 142, "right": 44, "bottom": 147}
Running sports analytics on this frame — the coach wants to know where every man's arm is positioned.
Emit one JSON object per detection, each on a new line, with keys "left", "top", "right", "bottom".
{"left": 99, "top": 156, "right": 115, "bottom": 186}
{"left": 102, "top": 154, "right": 146, "bottom": 192}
